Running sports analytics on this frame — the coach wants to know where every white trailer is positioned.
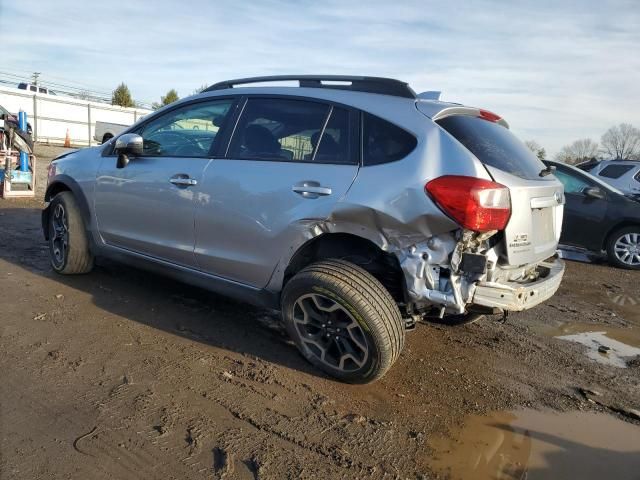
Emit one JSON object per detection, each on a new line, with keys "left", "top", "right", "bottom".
{"left": 0, "top": 85, "right": 151, "bottom": 147}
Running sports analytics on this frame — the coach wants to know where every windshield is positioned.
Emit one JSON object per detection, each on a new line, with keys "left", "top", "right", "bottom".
{"left": 437, "top": 115, "right": 547, "bottom": 180}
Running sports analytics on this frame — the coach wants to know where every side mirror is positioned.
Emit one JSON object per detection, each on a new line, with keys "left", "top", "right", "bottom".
{"left": 583, "top": 186, "right": 605, "bottom": 200}
{"left": 114, "top": 133, "right": 143, "bottom": 169}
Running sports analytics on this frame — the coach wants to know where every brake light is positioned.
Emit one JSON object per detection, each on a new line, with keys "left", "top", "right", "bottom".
{"left": 478, "top": 109, "right": 502, "bottom": 123}
{"left": 425, "top": 176, "right": 511, "bottom": 232}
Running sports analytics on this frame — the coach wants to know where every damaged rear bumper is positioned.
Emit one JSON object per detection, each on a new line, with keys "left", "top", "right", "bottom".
{"left": 471, "top": 258, "right": 565, "bottom": 312}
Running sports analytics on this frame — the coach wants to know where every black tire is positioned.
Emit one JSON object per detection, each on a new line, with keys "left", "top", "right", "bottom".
{"left": 102, "top": 134, "right": 113, "bottom": 144}
{"left": 432, "top": 312, "right": 484, "bottom": 326}
{"left": 48, "top": 192, "right": 94, "bottom": 274}
{"left": 281, "top": 259, "right": 405, "bottom": 383}
{"left": 606, "top": 226, "right": 640, "bottom": 270}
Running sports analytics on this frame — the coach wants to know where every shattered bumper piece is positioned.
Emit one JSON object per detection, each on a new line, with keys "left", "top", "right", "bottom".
{"left": 472, "top": 258, "right": 565, "bottom": 312}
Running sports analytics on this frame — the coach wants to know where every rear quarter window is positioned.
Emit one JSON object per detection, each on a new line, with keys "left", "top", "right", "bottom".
{"left": 362, "top": 113, "right": 417, "bottom": 166}
{"left": 598, "top": 164, "right": 635, "bottom": 179}
{"left": 437, "top": 115, "right": 546, "bottom": 180}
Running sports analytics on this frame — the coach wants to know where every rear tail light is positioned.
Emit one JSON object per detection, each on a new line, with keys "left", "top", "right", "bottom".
{"left": 425, "top": 176, "right": 511, "bottom": 232}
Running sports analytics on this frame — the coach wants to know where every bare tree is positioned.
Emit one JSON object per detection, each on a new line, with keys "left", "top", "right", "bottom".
{"left": 600, "top": 123, "right": 640, "bottom": 160}
{"left": 555, "top": 139, "right": 599, "bottom": 165}
{"left": 524, "top": 140, "right": 546, "bottom": 160}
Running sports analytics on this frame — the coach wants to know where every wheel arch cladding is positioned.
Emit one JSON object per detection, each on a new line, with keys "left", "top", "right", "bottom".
{"left": 42, "top": 176, "right": 92, "bottom": 241}
{"left": 282, "top": 232, "right": 406, "bottom": 304}
{"left": 604, "top": 222, "right": 640, "bottom": 250}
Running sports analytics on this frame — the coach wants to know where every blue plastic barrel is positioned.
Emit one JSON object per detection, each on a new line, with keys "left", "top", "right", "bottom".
{"left": 18, "top": 110, "right": 27, "bottom": 132}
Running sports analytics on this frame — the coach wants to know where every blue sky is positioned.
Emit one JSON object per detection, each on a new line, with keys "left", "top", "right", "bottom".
{"left": 1, "top": 0, "right": 639, "bottom": 154}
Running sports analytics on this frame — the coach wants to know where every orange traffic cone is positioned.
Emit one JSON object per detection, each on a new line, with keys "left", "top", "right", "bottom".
{"left": 64, "top": 129, "right": 71, "bottom": 148}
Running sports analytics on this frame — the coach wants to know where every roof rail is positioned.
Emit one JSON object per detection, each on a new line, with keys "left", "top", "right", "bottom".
{"left": 203, "top": 75, "right": 416, "bottom": 99}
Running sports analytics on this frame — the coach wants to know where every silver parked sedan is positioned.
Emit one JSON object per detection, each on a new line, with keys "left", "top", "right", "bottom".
{"left": 42, "top": 75, "right": 565, "bottom": 383}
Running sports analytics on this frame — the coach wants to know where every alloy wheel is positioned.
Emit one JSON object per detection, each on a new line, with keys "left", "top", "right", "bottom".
{"left": 292, "top": 293, "right": 369, "bottom": 372}
{"left": 51, "top": 203, "right": 69, "bottom": 268}
{"left": 613, "top": 232, "right": 640, "bottom": 266}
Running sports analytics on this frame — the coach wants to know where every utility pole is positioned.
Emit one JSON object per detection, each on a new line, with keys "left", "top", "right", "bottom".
{"left": 32, "top": 72, "right": 41, "bottom": 86}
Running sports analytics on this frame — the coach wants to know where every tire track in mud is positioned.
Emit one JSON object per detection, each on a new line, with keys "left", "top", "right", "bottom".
{"left": 196, "top": 359, "right": 426, "bottom": 478}
{"left": 79, "top": 367, "right": 216, "bottom": 480}
{"left": 0, "top": 365, "right": 166, "bottom": 480}
{"left": 1, "top": 259, "right": 426, "bottom": 478}
{"left": 3, "top": 318, "right": 427, "bottom": 479}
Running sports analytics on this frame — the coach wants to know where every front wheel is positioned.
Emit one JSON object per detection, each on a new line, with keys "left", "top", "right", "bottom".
{"left": 606, "top": 227, "right": 640, "bottom": 270}
{"left": 281, "top": 259, "right": 405, "bottom": 383}
{"left": 48, "top": 192, "right": 94, "bottom": 274}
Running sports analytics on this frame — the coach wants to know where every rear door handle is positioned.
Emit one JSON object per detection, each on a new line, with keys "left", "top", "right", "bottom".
{"left": 169, "top": 175, "right": 197, "bottom": 187}
{"left": 292, "top": 182, "right": 332, "bottom": 198}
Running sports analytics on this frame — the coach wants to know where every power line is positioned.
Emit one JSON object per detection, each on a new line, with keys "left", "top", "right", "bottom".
{"left": 0, "top": 70, "right": 153, "bottom": 108}
{"left": 0, "top": 67, "right": 114, "bottom": 95}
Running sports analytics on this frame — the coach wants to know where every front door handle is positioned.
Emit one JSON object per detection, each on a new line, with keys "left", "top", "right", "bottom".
{"left": 169, "top": 175, "right": 197, "bottom": 187}
{"left": 292, "top": 181, "right": 332, "bottom": 198}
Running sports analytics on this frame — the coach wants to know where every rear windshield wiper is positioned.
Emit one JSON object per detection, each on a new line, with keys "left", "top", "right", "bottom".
{"left": 539, "top": 165, "right": 556, "bottom": 177}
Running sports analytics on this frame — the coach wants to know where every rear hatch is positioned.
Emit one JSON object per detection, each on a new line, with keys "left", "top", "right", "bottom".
{"left": 434, "top": 112, "right": 564, "bottom": 266}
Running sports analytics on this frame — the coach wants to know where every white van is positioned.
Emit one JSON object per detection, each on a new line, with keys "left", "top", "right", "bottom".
{"left": 17, "top": 83, "right": 54, "bottom": 95}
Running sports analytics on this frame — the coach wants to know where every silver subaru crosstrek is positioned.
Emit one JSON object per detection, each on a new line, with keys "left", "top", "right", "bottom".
{"left": 43, "top": 75, "right": 565, "bottom": 383}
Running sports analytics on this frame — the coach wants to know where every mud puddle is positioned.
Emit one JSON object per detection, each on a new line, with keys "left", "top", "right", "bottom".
{"left": 605, "top": 289, "right": 640, "bottom": 324}
{"left": 534, "top": 321, "right": 640, "bottom": 368}
{"left": 556, "top": 330, "right": 640, "bottom": 368}
{"left": 428, "top": 409, "right": 640, "bottom": 480}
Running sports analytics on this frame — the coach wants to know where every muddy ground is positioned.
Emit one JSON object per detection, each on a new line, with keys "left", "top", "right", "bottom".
{"left": 1, "top": 146, "right": 638, "bottom": 479}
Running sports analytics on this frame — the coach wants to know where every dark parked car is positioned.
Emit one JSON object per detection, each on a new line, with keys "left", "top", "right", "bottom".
{"left": 545, "top": 160, "right": 640, "bottom": 269}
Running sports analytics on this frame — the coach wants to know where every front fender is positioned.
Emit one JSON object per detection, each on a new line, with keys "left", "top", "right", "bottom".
{"left": 42, "top": 175, "right": 93, "bottom": 241}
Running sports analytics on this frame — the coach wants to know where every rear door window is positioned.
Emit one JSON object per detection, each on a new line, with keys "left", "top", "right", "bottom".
{"left": 362, "top": 113, "right": 417, "bottom": 165}
{"left": 437, "top": 115, "right": 546, "bottom": 180}
{"left": 228, "top": 98, "right": 355, "bottom": 164}
{"left": 312, "top": 106, "right": 353, "bottom": 164}
{"left": 598, "top": 164, "right": 635, "bottom": 179}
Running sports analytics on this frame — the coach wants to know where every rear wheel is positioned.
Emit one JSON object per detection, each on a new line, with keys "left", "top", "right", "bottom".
{"left": 606, "top": 226, "right": 640, "bottom": 270}
{"left": 281, "top": 259, "right": 405, "bottom": 383}
{"left": 48, "top": 192, "right": 94, "bottom": 274}
{"left": 434, "top": 312, "right": 484, "bottom": 325}
{"left": 102, "top": 133, "right": 113, "bottom": 144}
